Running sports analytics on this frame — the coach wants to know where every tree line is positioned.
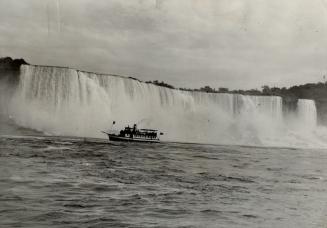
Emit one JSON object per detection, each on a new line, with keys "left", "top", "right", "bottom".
{"left": 146, "top": 79, "right": 327, "bottom": 102}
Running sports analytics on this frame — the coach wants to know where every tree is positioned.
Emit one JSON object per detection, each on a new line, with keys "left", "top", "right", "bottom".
{"left": 200, "top": 86, "right": 215, "bottom": 93}
{"left": 262, "top": 85, "right": 271, "bottom": 95}
{"left": 218, "top": 87, "right": 229, "bottom": 93}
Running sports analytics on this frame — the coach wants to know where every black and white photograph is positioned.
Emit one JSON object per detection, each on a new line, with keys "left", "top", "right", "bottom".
{"left": 1, "top": 0, "right": 327, "bottom": 227}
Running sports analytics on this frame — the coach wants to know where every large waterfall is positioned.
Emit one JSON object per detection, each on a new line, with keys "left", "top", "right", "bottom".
{"left": 3, "top": 65, "right": 325, "bottom": 147}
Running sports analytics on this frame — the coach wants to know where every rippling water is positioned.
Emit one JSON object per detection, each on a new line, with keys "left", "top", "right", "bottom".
{"left": 1, "top": 136, "right": 327, "bottom": 227}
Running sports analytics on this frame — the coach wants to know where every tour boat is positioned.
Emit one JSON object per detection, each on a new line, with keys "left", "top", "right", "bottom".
{"left": 102, "top": 123, "right": 163, "bottom": 143}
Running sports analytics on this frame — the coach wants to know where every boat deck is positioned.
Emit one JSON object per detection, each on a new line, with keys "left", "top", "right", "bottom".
{"left": 106, "top": 133, "right": 160, "bottom": 143}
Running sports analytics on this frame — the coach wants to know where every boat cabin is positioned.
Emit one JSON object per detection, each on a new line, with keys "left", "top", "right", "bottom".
{"left": 119, "top": 124, "right": 159, "bottom": 139}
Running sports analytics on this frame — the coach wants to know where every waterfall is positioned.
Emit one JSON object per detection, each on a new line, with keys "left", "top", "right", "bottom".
{"left": 3, "top": 64, "right": 324, "bottom": 147}
{"left": 297, "top": 99, "right": 317, "bottom": 130}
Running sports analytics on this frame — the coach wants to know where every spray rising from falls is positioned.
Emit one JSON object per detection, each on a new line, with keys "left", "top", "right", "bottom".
{"left": 4, "top": 65, "right": 327, "bottom": 147}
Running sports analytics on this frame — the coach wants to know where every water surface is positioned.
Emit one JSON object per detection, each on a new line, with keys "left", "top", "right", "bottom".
{"left": 1, "top": 136, "right": 327, "bottom": 227}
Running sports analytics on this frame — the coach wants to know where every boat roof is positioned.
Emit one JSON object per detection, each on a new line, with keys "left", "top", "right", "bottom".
{"left": 139, "top": 129, "right": 158, "bottom": 132}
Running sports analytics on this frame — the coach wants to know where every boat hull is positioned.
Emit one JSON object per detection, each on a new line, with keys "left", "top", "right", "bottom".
{"left": 106, "top": 134, "right": 160, "bottom": 143}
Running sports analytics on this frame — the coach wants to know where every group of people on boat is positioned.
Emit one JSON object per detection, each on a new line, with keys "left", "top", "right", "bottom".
{"left": 119, "top": 124, "right": 158, "bottom": 139}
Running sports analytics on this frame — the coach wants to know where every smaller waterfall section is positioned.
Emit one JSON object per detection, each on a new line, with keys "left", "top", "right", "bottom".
{"left": 297, "top": 99, "right": 317, "bottom": 130}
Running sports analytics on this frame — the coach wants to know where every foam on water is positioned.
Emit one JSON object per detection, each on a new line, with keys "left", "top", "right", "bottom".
{"left": 3, "top": 65, "right": 327, "bottom": 147}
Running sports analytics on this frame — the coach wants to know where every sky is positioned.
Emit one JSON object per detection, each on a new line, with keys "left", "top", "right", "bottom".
{"left": 1, "top": 0, "right": 327, "bottom": 89}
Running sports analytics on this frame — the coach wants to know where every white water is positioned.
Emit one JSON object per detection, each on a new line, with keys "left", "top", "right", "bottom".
{"left": 5, "top": 65, "right": 327, "bottom": 147}
{"left": 297, "top": 99, "right": 317, "bottom": 130}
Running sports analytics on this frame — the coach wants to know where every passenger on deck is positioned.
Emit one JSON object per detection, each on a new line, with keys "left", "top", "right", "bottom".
{"left": 133, "top": 124, "right": 137, "bottom": 134}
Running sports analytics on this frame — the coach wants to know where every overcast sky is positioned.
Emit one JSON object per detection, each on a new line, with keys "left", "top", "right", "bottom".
{"left": 1, "top": 0, "right": 327, "bottom": 89}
